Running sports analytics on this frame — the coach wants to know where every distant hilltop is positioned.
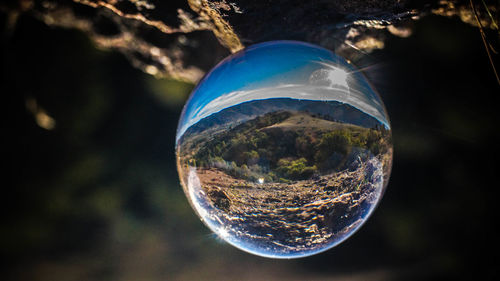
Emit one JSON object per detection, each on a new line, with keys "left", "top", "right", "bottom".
{"left": 180, "top": 98, "right": 382, "bottom": 140}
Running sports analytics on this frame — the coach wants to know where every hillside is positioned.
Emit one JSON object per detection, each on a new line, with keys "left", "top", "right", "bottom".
{"left": 262, "top": 111, "right": 362, "bottom": 133}
{"left": 179, "top": 108, "right": 391, "bottom": 182}
{"left": 179, "top": 98, "right": 382, "bottom": 142}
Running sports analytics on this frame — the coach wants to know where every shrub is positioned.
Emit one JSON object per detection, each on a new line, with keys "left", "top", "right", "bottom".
{"left": 315, "top": 129, "right": 352, "bottom": 165}
{"left": 276, "top": 158, "right": 317, "bottom": 180}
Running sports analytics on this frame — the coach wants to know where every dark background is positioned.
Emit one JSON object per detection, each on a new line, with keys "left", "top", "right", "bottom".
{"left": 1, "top": 11, "right": 499, "bottom": 281}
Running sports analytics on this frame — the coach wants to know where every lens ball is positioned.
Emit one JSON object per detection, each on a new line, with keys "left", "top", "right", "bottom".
{"left": 176, "top": 41, "right": 393, "bottom": 258}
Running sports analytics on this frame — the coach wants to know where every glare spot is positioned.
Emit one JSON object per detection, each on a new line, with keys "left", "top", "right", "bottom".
{"left": 217, "top": 227, "right": 230, "bottom": 239}
{"left": 150, "top": 47, "right": 161, "bottom": 56}
{"left": 145, "top": 65, "right": 159, "bottom": 75}
{"left": 309, "top": 65, "right": 349, "bottom": 90}
{"left": 25, "top": 97, "right": 56, "bottom": 130}
{"left": 35, "top": 111, "right": 56, "bottom": 130}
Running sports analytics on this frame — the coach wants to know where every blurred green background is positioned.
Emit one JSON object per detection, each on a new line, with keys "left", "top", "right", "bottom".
{"left": 1, "top": 11, "right": 499, "bottom": 281}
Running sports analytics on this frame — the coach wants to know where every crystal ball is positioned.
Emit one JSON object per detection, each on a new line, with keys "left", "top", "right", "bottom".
{"left": 176, "top": 41, "right": 393, "bottom": 258}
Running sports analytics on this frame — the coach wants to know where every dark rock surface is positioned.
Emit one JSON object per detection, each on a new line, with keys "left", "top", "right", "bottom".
{"left": 1, "top": 0, "right": 495, "bottom": 82}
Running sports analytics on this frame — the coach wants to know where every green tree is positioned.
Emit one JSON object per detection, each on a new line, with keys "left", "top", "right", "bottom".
{"left": 276, "top": 158, "right": 317, "bottom": 180}
{"left": 315, "top": 129, "right": 353, "bottom": 164}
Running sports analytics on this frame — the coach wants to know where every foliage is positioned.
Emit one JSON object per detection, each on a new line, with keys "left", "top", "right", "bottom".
{"left": 184, "top": 110, "right": 391, "bottom": 180}
{"left": 276, "top": 158, "right": 317, "bottom": 180}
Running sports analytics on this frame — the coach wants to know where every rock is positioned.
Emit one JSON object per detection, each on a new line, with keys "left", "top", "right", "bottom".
{"left": 207, "top": 188, "right": 230, "bottom": 210}
{"left": 2, "top": 0, "right": 495, "bottom": 83}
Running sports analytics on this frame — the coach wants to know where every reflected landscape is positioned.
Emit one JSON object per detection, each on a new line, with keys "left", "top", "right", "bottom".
{"left": 176, "top": 41, "right": 393, "bottom": 258}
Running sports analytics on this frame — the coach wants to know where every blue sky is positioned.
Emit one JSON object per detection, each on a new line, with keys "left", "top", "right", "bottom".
{"left": 177, "top": 41, "right": 388, "bottom": 139}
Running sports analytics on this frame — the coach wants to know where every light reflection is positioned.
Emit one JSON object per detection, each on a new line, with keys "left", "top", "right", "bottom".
{"left": 25, "top": 97, "right": 56, "bottom": 130}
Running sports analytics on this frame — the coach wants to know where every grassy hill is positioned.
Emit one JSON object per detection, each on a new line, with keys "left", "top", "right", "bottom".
{"left": 179, "top": 107, "right": 391, "bottom": 182}
{"left": 179, "top": 98, "right": 383, "bottom": 143}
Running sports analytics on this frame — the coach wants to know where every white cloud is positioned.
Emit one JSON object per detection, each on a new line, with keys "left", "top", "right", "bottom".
{"left": 178, "top": 84, "right": 389, "bottom": 139}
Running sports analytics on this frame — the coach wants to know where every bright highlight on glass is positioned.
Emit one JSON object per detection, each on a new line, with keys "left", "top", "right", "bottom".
{"left": 176, "top": 41, "right": 393, "bottom": 258}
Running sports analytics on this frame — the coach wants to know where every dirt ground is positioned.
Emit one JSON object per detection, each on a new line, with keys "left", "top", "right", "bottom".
{"left": 184, "top": 156, "right": 387, "bottom": 254}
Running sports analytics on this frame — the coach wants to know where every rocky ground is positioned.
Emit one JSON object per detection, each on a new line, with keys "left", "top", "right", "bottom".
{"left": 184, "top": 155, "right": 387, "bottom": 254}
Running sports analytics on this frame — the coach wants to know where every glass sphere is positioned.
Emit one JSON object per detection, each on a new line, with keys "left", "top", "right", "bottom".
{"left": 176, "top": 41, "right": 392, "bottom": 258}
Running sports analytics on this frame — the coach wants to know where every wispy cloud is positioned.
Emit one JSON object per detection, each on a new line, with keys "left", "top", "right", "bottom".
{"left": 178, "top": 83, "right": 389, "bottom": 139}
